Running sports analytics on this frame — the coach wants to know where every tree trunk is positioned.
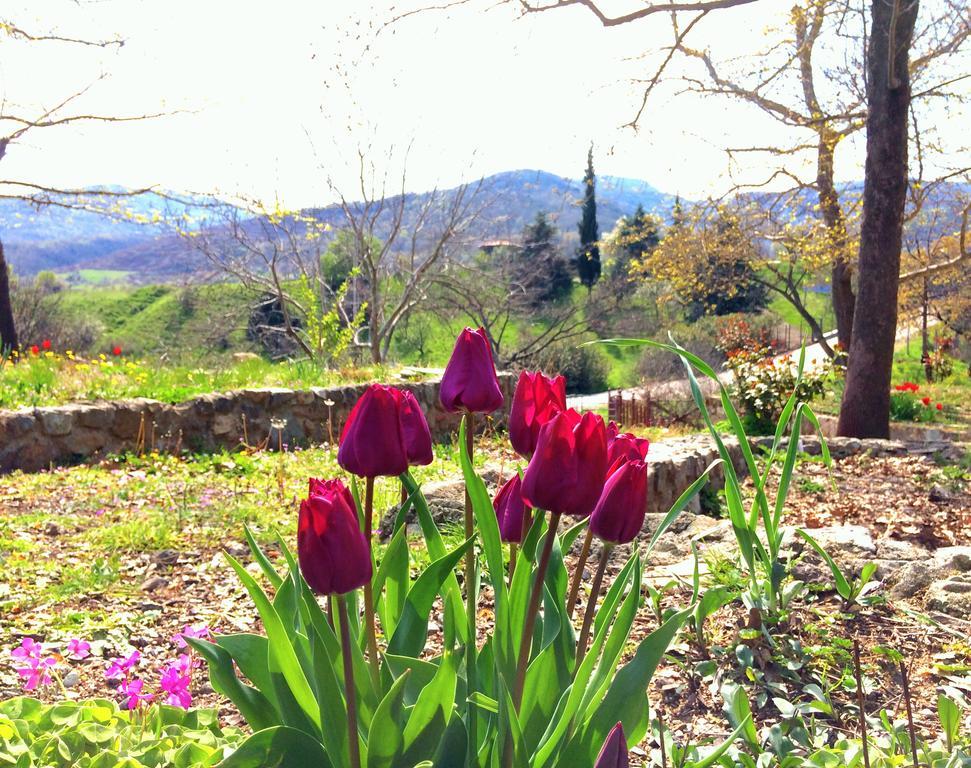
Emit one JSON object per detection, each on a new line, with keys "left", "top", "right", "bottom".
{"left": 837, "top": 0, "right": 919, "bottom": 438}
{"left": 817, "top": 134, "right": 855, "bottom": 350}
{"left": 0, "top": 237, "right": 19, "bottom": 354}
{"left": 369, "top": 282, "right": 383, "bottom": 364}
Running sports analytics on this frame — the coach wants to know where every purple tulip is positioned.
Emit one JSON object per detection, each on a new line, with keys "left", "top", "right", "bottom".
{"left": 298, "top": 478, "right": 372, "bottom": 595}
{"left": 509, "top": 370, "right": 567, "bottom": 457}
{"left": 399, "top": 390, "right": 434, "bottom": 466}
{"left": 594, "top": 723, "right": 629, "bottom": 768}
{"left": 521, "top": 409, "right": 608, "bottom": 518}
{"left": 493, "top": 474, "right": 529, "bottom": 543}
{"left": 338, "top": 384, "right": 432, "bottom": 477}
{"left": 589, "top": 459, "right": 648, "bottom": 545}
{"left": 440, "top": 327, "right": 504, "bottom": 414}
{"left": 606, "top": 432, "right": 650, "bottom": 466}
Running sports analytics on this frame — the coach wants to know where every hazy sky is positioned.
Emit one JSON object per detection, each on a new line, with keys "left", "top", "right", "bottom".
{"left": 1, "top": 0, "right": 968, "bottom": 208}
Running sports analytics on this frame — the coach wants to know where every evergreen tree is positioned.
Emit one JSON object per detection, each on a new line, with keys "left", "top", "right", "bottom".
{"left": 576, "top": 145, "right": 601, "bottom": 292}
{"left": 520, "top": 212, "right": 572, "bottom": 305}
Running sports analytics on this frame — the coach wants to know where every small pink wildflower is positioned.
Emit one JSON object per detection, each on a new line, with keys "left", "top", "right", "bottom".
{"left": 17, "top": 656, "right": 56, "bottom": 691}
{"left": 173, "top": 624, "right": 210, "bottom": 649}
{"left": 10, "top": 638, "right": 43, "bottom": 662}
{"left": 160, "top": 655, "right": 194, "bottom": 709}
{"left": 105, "top": 649, "right": 141, "bottom": 680}
{"left": 119, "top": 677, "right": 153, "bottom": 709}
{"left": 65, "top": 638, "right": 91, "bottom": 660}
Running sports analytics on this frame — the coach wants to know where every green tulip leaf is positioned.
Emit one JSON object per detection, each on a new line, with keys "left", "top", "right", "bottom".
{"left": 216, "top": 726, "right": 331, "bottom": 768}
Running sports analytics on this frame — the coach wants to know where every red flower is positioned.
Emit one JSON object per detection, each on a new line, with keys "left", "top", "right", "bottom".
{"left": 589, "top": 459, "right": 648, "bottom": 545}
{"left": 936, "top": 402, "right": 943, "bottom": 411}
{"left": 112, "top": 346, "right": 122, "bottom": 356}
{"left": 29, "top": 345, "right": 39, "bottom": 355}
{"left": 508, "top": 370, "right": 566, "bottom": 457}
{"left": 338, "top": 384, "right": 432, "bottom": 477}
{"left": 493, "top": 474, "right": 528, "bottom": 543}
{"left": 298, "top": 478, "right": 372, "bottom": 595}
{"left": 521, "top": 409, "right": 608, "bottom": 518}
{"left": 440, "top": 327, "right": 504, "bottom": 414}
{"left": 922, "top": 396, "right": 931, "bottom": 405}
{"left": 41, "top": 339, "right": 51, "bottom": 350}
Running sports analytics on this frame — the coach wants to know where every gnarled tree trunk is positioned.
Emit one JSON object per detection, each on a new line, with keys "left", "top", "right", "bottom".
{"left": 837, "top": 0, "right": 920, "bottom": 438}
{"left": 0, "top": 238, "right": 19, "bottom": 354}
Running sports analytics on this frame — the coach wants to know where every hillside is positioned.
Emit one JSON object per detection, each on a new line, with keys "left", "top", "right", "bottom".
{"left": 0, "top": 170, "right": 676, "bottom": 280}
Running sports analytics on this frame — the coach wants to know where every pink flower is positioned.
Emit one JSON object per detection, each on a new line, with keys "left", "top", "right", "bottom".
{"left": 16, "top": 656, "right": 56, "bottom": 691}
{"left": 173, "top": 624, "right": 211, "bottom": 649}
{"left": 105, "top": 649, "right": 141, "bottom": 680}
{"left": 119, "top": 677, "right": 153, "bottom": 710}
{"left": 65, "top": 638, "right": 91, "bottom": 660}
{"left": 11, "top": 638, "right": 43, "bottom": 662}
{"left": 160, "top": 655, "right": 194, "bottom": 709}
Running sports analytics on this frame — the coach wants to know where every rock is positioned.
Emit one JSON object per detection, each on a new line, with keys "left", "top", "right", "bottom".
{"left": 888, "top": 546, "right": 971, "bottom": 600}
{"left": 926, "top": 574, "right": 971, "bottom": 619}
{"left": 233, "top": 352, "right": 260, "bottom": 362}
{"left": 38, "top": 409, "right": 73, "bottom": 437}
{"left": 929, "top": 484, "right": 952, "bottom": 503}
{"left": 152, "top": 549, "right": 180, "bottom": 566}
{"left": 787, "top": 524, "right": 876, "bottom": 585}
{"left": 225, "top": 542, "right": 249, "bottom": 558}
{"left": 62, "top": 670, "right": 80, "bottom": 688}
{"left": 140, "top": 576, "right": 168, "bottom": 593}
{"left": 43, "top": 522, "right": 61, "bottom": 536}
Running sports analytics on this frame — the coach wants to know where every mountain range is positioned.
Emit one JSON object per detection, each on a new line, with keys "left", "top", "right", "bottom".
{"left": 0, "top": 170, "right": 964, "bottom": 282}
{"left": 0, "top": 170, "right": 676, "bottom": 280}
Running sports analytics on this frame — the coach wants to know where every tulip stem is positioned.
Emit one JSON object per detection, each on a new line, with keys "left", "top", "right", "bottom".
{"left": 508, "top": 542, "right": 517, "bottom": 587}
{"left": 566, "top": 527, "right": 594, "bottom": 618}
{"left": 463, "top": 412, "right": 478, "bottom": 761}
{"left": 337, "top": 594, "right": 362, "bottom": 768}
{"left": 575, "top": 543, "right": 613, "bottom": 672}
{"left": 362, "top": 476, "right": 381, "bottom": 689}
{"left": 513, "top": 510, "right": 561, "bottom": 712}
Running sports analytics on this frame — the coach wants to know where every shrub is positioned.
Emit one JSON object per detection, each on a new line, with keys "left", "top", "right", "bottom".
{"left": 636, "top": 317, "right": 725, "bottom": 382}
{"left": 536, "top": 340, "right": 610, "bottom": 394}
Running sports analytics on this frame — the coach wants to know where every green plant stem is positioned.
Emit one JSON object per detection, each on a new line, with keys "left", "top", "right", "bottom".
{"left": 463, "top": 412, "right": 478, "bottom": 763}
{"left": 337, "top": 594, "right": 363, "bottom": 768}
{"left": 513, "top": 510, "right": 561, "bottom": 711}
{"left": 853, "top": 640, "right": 870, "bottom": 768}
{"left": 362, "top": 476, "right": 381, "bottom": 688}
{"left": 900, "top": 661, "right": 919, "bottom": 768}
{"left": 575, "top": 542, "right": 612, "bottom": 671}
{"left": 508, "top": 542, "right": 517, "bottom": 587}
{"left": 566, "top": 527, "right": 593, "bottom": 617}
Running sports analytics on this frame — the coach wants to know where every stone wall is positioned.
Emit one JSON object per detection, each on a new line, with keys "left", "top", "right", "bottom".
{"left": 0, "top": 375, "right": 517, "bottom": 474}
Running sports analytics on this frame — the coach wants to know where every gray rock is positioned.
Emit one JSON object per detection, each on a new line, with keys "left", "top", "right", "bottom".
{"left": 926, "top": 575, "right": 971, "bottom": 618}
{"left": 62, "top": 670, "right": 80, "bottom": 688}
{"left": 38, "top": 409, "right": 73, "bottom": 436}
{"left": 140, "top": 576, "right": 168, "bottom": 592}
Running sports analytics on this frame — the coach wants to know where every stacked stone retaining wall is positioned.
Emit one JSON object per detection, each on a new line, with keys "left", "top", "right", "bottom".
{"left": 0, "top": 375, "right": 516, "bottom": 473}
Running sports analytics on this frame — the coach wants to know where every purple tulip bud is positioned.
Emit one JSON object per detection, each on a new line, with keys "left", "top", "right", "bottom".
{"left": 594, "top": 723, "right": 629, "bottom": 768}
{"left": 440, "top": 327, "right": 504, "bottom": 414}
{"left": 606, "top": 432, "right": 650, "bottom": 466}
{"left": 589, "top": 459, "right": 648, "bottom": 545}
{"left": 298, "top": 478, "right": 372, "bottom": 595}
{"left": 509, "top": 370, "right": 567, "bottom": 458}
{"left": 521, "top": 409, "right": 608, "bottom": 518}
{"left": 493, "top": 474, "right": 529, "bottom": 543}
{"left": 338, "top": 384, "right": 433, "bottom": 477}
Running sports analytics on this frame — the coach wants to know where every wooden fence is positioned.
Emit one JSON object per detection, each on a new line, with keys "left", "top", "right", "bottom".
{"left": 607, "top": 390, "right": 701, "bottom": 429}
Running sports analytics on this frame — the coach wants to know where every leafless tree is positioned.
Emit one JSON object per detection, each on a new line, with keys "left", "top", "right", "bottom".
{"left": 0, "top": 12, "right": 166, "bottom": 354}
{"left": 430, "top": 247, "right": 595, "bottom": 367}
{"left": 643, "top": 0, "right": 969, "bottom": 352}
{"left": 328, "top": 149, "right": 490, "bottom": 363}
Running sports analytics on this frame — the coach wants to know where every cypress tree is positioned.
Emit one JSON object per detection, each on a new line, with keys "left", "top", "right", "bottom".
{"left": 576, "top": 145, "right": 601, "bottom": 292}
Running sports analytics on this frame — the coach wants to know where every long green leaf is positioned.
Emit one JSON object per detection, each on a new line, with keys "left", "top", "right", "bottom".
{"left": 216, "top": 726, "right": 331, "bottom": 768}
{"left": 223, "top": 553, "right": 321, "bottom": 732}
{"left": 386, "top": 537, "right": 475, "bottom": 657}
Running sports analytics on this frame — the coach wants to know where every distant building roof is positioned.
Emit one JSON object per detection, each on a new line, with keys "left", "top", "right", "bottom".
{"left": 479, "top": 239, "right": 522, "bottom": 252}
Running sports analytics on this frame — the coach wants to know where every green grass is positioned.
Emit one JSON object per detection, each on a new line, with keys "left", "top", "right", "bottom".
{"left": 766, "top": 290, "right": 835, "bottom": 333}
{"left": 0, "top": 435, "right": 510, "bottom": 634}
{"left": 55, "top": 269, "right": 133, "bottom": 286}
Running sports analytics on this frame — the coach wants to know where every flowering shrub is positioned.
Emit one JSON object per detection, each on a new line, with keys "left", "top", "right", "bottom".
{"left": 8, "top": 626, "right": 209, "bottom": 714}
{"left": 889, "top": 381, "right": 946, "bottom": 422}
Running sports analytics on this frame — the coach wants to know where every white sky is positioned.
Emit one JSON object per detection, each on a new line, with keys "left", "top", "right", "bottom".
{"left": 1, "top": 0, "right": 968, "bottom": 208}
